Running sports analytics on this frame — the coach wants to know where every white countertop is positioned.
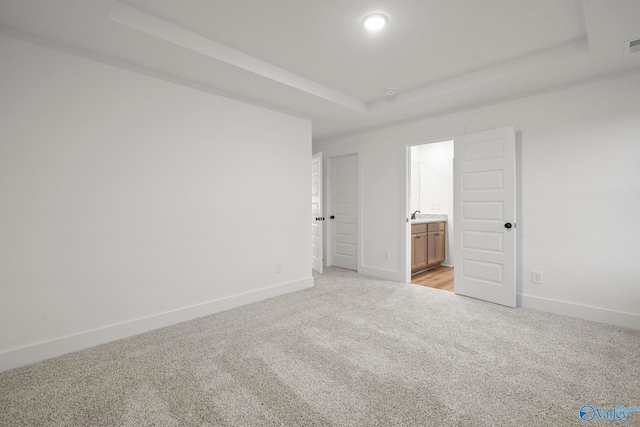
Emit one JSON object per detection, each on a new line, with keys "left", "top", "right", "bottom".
{"left": 411, "top": 219, "right": 446, "bottom": 224}
{"left": 411, "top": 214, "right": 448, "bottom": 224}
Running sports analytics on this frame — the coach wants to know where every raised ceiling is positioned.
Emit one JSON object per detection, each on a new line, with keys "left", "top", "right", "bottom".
{"left": 1, "top": 0, "right": 639, "bottom": 139}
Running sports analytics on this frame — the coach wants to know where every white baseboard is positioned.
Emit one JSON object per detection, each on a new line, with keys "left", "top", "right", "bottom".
{"left": 0, "top": 277, "right": 314, "bottom": 373}
{"left": 519, "top": 293, "right": 640, "bottom": 330}
{"left": 359, "top": 265, "right": 404, "bottom": 282}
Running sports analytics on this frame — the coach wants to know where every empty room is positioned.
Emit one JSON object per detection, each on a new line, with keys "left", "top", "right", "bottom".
{"left": 1, "top": 1, "right": 639, "bottom": 425}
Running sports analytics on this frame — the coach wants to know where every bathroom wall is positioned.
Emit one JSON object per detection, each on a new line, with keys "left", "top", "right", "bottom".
{"left": 411, "top": 140, "right": 454, "bottom": 265}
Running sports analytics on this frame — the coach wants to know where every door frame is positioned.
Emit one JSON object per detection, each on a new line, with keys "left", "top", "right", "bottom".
{"left": 318, "top": 145, "right": 363, "bottom": 271}
{"left": 311, "top": 152, "right": 323, "bottom": 274}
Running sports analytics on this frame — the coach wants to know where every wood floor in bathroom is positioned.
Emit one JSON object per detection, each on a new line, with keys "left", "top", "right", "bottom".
{"left": 411, "top": 266, "right": 454, "bottom": 292}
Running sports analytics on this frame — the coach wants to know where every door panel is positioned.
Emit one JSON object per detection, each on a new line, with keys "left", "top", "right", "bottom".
{"left": 330, "top": 155, "right": 358, "bottom": 270}
{"left": 411, "top": 232, "right": 427, "bottom": 273}
{"left": 454, "top": 127, "right": 516, "bottom": 307}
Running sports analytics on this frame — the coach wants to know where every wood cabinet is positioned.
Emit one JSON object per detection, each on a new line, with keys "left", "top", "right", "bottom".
{"left": 411, "top": 223, "right": 428, "bottom": 273}
{"left": 411, "top": 221, "right": 446, "bottom": 274}
{"left": 427, "top": 221, "right": 446, "bottom": 266}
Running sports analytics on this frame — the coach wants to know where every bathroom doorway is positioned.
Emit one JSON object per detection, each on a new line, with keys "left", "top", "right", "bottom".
{"left": 409, "top": 140, "right": 454, "bottom": 292}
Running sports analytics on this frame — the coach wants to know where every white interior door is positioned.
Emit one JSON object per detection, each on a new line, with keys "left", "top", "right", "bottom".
{"left": 330, "top": 154, "right": 358, "bottom": 270}
{"left": 454, "top": 127, "right": 516, "bottom": 307}
{"left": 311, "top": 153, "right": 323, "bottom": 274}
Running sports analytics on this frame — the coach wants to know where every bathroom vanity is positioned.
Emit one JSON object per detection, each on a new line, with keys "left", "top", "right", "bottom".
{"left": 411, "top": 220, "right": 446, "bottom": 274}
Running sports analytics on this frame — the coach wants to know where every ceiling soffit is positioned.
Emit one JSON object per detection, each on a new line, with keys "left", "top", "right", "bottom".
{"left": 110, "top": 0, "right": 589, "bottom": 114}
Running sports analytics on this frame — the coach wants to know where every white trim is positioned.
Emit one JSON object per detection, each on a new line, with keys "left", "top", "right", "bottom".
{"left": 0, "top": 277, "right": 314, "bottom": 372}
{"left": 360, "top": 265, "right": 404, "bottom": 282}
{"left": 403, "top": 145, "right": 412, "bottom": 283}
{"left": 519, "top": 293, "right": 640, "bottom": 330}
{"left": 311, "top": 152, "right": 323, "bottom": 274}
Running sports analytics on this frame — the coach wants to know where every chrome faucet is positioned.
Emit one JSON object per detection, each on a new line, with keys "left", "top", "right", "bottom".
{"left": 411, "top": 210, "right": 421, "bottom": 220}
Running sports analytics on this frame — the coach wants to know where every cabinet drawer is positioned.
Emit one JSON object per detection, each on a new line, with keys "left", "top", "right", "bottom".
{"left": 428, "top": 221, "right": 445, "bottom": 232}
{"left": 412, "top": 223, "right": 427, "bottom": 234}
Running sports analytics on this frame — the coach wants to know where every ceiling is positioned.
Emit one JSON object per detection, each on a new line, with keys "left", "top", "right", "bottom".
{"left": 1, "top": 0, "right": 639, "bottom": 140}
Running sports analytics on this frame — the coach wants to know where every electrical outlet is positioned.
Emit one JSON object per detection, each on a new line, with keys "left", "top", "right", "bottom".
{"left": 531, "top": 271, "right": 542, "bottom": 284}
{"left": 276, "top": 263, "right": 283, "bottom": 273}
{"left": 383, "top": 251, "right": 389, "bottom": 260}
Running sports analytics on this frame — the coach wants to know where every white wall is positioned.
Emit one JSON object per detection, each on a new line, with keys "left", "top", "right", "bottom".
{"left": 0, "top": 35, "right": 312, "bottom": 371}
{"left": 413, "top": 141, "right": 453, "bottom": 217}
{"left": 314, "top": 72, "right": 640, "bottom": 330}
{"left": 410, "top": 160, "right": 421, "bottom": 213}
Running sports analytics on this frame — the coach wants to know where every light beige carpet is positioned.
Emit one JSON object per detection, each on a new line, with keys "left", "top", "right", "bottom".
{"left": 1, "top": 267, "right": 639, "bottom": 426}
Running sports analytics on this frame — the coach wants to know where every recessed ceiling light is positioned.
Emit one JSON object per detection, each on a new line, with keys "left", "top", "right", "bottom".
{"left": 363, "top": 13, "right": 388, "bottom": 31}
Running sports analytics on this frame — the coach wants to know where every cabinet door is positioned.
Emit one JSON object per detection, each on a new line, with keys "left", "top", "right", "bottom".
{"left": 426, "top": 222, "right": 446, "bottom": 267}
{"left": 427, "top": 231, "right": 437, "bottom": 266}
{"left": 412, "top": 232, "right": 428, "bottom": 272}
{"left": 411, "top": 234, "right": 419, "bottom": 270}
{"left": 434, "top": 230, "right": 445, "bottom": 263}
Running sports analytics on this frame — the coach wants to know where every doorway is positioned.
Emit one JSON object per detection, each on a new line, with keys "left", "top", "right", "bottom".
{"left": 405, "top": 127, "right": 517, "bottom": 306}
{"left": 409, "top": 140, "right": 454, "bottom": 292}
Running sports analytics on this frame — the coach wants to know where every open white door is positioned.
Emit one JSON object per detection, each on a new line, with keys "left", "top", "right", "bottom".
{"left": 311, "top": 153, "right": 323, "bottom": 274}
{"left": 454, "top": 127, "right": 516, "bottom": 307}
